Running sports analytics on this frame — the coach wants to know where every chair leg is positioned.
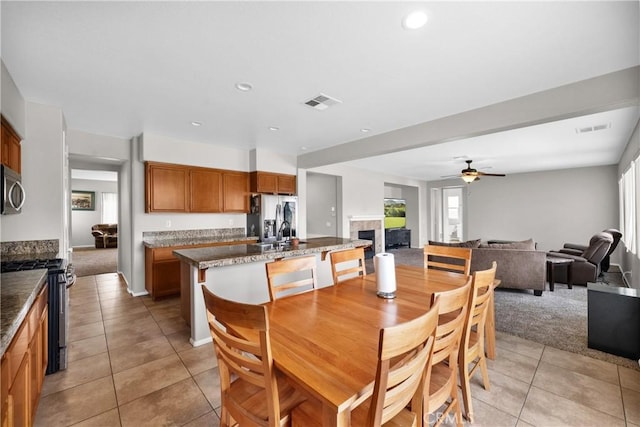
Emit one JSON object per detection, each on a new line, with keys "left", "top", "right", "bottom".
{"left": 479, "top": 355, "right": 491, "bottom": 391}
{"left": 459, "top": 359, "right": 474, "bottom": 423}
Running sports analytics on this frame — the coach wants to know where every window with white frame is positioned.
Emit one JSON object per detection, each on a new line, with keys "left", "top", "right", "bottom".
{"left": 619, "top": 159, "right": 637, "bottom": 257}
{"left": 102, "top": 192, "right": 118, "bottom": 224}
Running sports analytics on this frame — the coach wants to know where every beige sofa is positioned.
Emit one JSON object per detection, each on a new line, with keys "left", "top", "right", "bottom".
{"left": 430, "top": 239, "right": 547, "bottom": 296}
{"left": 471, "top": 246, "right": 546, "bottom": 296}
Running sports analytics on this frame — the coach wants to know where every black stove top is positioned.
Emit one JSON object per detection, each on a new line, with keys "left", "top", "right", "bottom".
{"left": 1, "top": 258, "right": 65, "bottom": 273}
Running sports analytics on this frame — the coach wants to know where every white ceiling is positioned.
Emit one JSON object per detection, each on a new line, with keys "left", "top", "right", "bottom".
{"left": 2, "top": 1, "right": 639, "bottom": 181}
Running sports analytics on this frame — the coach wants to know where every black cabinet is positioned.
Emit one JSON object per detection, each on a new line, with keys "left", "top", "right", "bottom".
{"left": 385, "top": 228, "right": 411, "bottom": 248}
{"left": 587, "top": 283, "right": 640, "bottom": 360}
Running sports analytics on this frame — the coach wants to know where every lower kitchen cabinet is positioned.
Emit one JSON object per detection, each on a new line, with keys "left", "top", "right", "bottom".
{"left": 145, "top": 240, "right": 254, "bottom": 299}
{"left": 1, "top": 284, "right": 48, "bottom": 427}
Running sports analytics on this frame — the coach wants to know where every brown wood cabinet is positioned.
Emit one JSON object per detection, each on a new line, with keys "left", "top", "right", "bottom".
{"left": 1, "top": 284, "right": 48, "bottom": 427}
{"left": 1, "top": 115, "right": 22, "bottom": 174}
{"left": 223, "top": 171, "right": 249, "bottom": 212}
{"left": 145, "top": 162, "right": 249, "bottom": 213}
{"left": 190, "top": 168, "right": 222, "bottom": 213}
{"left": 145, "top": 162, "right": 189, "bottom": 212}
{"left": 249, "top": 171, "right": 296, "bottom": 195}
{"left": 145, "top": 240, "right": 254, "bottom": 299}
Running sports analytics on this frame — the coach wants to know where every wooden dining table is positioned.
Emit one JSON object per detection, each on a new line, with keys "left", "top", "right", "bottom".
{"left": 256, "top": 264, "right": 496, "bottom": 427}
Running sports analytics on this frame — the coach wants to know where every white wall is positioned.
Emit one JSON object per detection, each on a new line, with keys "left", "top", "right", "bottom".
{"left": 428, "top": 166, "right": 619, "bottom": 255}
{"left": 618, "top": 118, "right": 640, "bottom": 289}
{"left": 307, "top": 172, "right": 338, "bottom": 237}
{"left": 70, "top": 178, "right": 118, "bottom": 247}
{"left": 304, "top": 163, "right": 427, "bottom": 245}
{"left": 250, "top": 148, "right": 297, "bottom": 175}
{"left": 1, "top": 102, "right": 66, "bottom": 253}
{"left": 1, "top": 61, "right": 26, "bottom": 137}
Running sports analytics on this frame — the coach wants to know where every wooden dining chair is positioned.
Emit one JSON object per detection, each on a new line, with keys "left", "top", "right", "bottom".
{"left": 424, "top": 244, "right": 472, "bottom": 276}
{"left": 330, "top": 247, "right": 367, "bottom": 284}
{"left": 459, "top": 261, "right": 498, "bottom": 423}
{"left": 201, "top": 285, "right": 307, "bottom": 427}
{"left": 265, "top": 255, "right": 318, "bottom": 301}
{"left": 291, "top": 297, "right": 441, "bottom": 427}
{"left": 424, "top": 277, "right": 472, "bottom": 427}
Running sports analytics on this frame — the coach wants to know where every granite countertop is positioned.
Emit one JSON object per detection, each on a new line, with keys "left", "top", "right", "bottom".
{"left": 173, "top": 237, "right": 372, "bottom": 269}
{"left": 143, "top": 235, "right": 258, "bottom": 249}
{"left": 0, "top": 269, "right": 48, "bottom": 358}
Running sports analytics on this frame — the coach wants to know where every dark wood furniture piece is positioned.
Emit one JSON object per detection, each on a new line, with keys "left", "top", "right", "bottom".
{"left": 1, "top": 115, "right": 22, "bottom": 173}
{"left": 546, "top": 256, "right": 573, "bottom": 291}
{"left": 588, "top": 283, "right": 640, "bottom": 360}
{"left": 249, "top": 171, "right": 296, "bottom": 195}
{"left": 385, "top": 228, "right": 411, "bottom": 248}
{"left": 145, "top": 161, "right": 249, "bottom": 213}
{"left": 233, "top": 266, "right": 493, "bottom": 427}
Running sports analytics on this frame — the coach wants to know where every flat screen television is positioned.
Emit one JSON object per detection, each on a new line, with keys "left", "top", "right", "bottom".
{"left": 384, "top": 198, "right": 406, "bottom": 229}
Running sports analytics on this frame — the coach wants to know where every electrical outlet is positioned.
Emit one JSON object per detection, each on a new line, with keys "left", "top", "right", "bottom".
{"left": 165, "top": 220, "right": 171, "bottom": 228}
{"left": 326, "top": 221, "right": 331, "bottom": 227}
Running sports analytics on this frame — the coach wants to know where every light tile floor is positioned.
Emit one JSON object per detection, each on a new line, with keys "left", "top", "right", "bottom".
{"left": 34, "top": 273, "right": 640, "bottom": 426}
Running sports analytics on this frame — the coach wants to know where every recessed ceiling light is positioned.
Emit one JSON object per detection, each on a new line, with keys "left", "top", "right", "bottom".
{"left": 361, "top": 128, "right": 371, "bottom": 133}
{"left": 191, "top": 121, "right": 202, "bottom": 127}
{"left": 235, "top": 82, "right": 253, "bottom": 92}
{"left": 402, "top": 11, "right": 428, "bottom": 30}
{"left": 269, "top": 126, "right": 279, "bottom": 131}
{"left": 300, "top": 146, "right": 308, "bottom": 151}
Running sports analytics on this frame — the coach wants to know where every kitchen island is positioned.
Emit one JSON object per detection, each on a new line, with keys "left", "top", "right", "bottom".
{"left": 173, "top": 237, "right": 371, "bottom": 346}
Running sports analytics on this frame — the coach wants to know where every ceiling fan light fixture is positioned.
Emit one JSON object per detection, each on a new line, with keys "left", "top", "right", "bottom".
{"left": 461, "top": 175, "right": 477, "bottom": 184}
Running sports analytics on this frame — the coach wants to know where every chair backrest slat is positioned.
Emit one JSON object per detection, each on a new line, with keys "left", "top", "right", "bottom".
{"left": 330, "top": 247, "right": 367, "bottom": 284}
{"left": 424, "top": 244, "right": 472, "bottom": 276}
{"left": 266, "top": 255, "right": 318, "bottom": 301}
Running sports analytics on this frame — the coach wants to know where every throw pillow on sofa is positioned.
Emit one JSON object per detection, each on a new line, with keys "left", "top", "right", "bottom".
{"left": 479, "top": 238, "right": 536, "bottom": 250}
{"left": 428, "top": 239, "right": 481, "bottom": 248}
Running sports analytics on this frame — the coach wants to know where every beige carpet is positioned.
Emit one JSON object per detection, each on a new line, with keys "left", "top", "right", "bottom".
{"left": 71, "top": 247, "right": 117, "bottom": 277}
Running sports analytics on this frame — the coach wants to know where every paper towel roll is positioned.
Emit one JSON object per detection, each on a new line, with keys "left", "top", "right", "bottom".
{"left": 374, "top": 252, "right": 396, "bottom": 298}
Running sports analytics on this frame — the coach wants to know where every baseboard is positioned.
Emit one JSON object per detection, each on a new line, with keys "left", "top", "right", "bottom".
{"left": 609, "top": 263, "right": 622, "bottom": 273}
{"left": 190, "top": 336, "right": 212, "bottom": 347}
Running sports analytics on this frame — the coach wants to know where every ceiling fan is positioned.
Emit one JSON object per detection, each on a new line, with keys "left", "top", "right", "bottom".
{"left": 458, "top": 160, "right": 506, "bottom": 183}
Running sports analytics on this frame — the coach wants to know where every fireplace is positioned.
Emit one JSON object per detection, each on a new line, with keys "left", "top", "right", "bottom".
{"left": 358, "top": 230, "right": 376, "bottom": 259}
{"left": 349, "top": 215, "right": 384, "bottom": 256}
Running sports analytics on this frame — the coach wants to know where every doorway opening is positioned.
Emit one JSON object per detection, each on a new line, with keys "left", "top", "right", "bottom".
{"left": 70, "top": 168, "right": 119, "bottom": 277}
{"left": 430, "top": 186, "right": 465, "bottom": 243}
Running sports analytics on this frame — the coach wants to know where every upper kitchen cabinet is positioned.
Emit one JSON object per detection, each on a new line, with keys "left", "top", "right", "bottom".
{"left": 146, "top": 162, "right": 189, "bottom": 212}
{"left": 190, "top": 168, "right": 223, "bottom": 213}
{"left": 1, "top": 115, "right": 22, "bottom": 173}
{"left": 223, "top": 171, "right": 249, "bottom": 213}
{"left": 249, "top": 171, "right": 296, "bottom": 195}
{"left": 145, "top": 161, "right": 249, "bottom": 213}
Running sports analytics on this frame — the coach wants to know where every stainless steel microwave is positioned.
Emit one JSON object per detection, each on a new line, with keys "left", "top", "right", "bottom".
{"left": 1, "top": 164, "right": 25, "bottom": 214}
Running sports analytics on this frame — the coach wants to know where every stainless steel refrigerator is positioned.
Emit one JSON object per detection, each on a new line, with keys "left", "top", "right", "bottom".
{"left": 246, "top": 194, "right": 298, "bottom": 242}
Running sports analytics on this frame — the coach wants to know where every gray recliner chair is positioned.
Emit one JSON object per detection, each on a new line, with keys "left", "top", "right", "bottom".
{"left": 548, "top": 231, "right": 614, "bottom": 285}
{"left": 561, "top": 229, "right": 622, "bottom": 273}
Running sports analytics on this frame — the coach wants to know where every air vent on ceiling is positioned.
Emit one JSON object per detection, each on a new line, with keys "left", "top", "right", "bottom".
{"left": 303, "top": 93, "right": 342, "bottom": 111}
{"left": 576, "top": 123, "right": 611, "bottom": 134}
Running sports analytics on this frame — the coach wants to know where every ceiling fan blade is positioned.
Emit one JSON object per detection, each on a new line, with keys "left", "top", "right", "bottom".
{"left": 476, "top": 172, "right": 506, "bottom": 177}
